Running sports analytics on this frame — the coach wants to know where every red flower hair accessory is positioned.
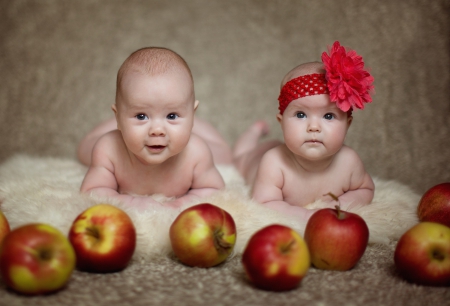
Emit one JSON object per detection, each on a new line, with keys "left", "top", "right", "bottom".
{"left": 321, "top": 41, "right": 374, "bottom": 112}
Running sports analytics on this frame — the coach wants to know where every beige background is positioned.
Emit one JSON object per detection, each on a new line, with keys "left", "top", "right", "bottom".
{"left": 1, "top": 1, "right": 449, "bottom": 192}
{"left": 0, "top": 1, "right": 449, "bottom": 305}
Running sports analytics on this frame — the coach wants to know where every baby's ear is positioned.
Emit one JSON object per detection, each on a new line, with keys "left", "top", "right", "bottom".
{"left": 276, "top": 113, "right": 283, "bottom": 123}
{"left": 347, "top": 115, "right": 353, "bottom": 127}
{"left": 111, "top": 104, "right": 118, "bottom": 116}
{"left": 111, "top": 104, "right": 120, "bottom": 129}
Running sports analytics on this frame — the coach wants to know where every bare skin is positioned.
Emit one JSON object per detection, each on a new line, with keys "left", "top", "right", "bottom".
{"left": 251, "top": 62, "right": 374, "bottom": 221}
{"left": 80, "top": 48, "right": 226, "bottom": 210}
{"left": 78, "top": 116, "right": 234, "bottom": 167}
{"left": 232, "top": 121, "right": 281, "bottom": 185}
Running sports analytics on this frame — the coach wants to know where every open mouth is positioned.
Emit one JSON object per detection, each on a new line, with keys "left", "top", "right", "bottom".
{"left": 147, "top": 145, "right": 166, "bottom": 152}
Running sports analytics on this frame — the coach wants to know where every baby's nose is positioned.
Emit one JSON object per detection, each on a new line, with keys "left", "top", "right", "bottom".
{"left": 149, "top": 122, "right": 165, "bottom": 136}
{"left": 307, "top": 120, "right": 321, "bottom": 132}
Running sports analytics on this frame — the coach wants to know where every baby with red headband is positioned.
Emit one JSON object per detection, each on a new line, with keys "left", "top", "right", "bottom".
{"left": 251, "top": 41, "right": 375, "bottom": 221}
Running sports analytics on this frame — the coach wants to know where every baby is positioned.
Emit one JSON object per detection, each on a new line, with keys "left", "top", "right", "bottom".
{"left": 251, "top": 41, "right": 375, "bottom": 220}
{"left": 79, "top": 47, "right": 228, "bottom": 209}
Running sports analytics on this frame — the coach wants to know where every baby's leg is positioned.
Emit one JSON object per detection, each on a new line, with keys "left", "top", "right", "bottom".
{"left": 192, "top": 117, "right": 233, "bottom": 165}
{"left": 233, "top": 121, "right": 281, "bottom": 185}
{"left": 77, "top": 117, "right": 117, "bottom": 166}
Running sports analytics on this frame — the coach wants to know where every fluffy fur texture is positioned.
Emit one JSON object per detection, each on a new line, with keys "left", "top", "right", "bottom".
{"left": 0, "top": 155, "right": 420, "bottom": 259}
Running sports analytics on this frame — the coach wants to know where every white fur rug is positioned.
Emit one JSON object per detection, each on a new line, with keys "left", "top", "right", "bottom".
{"left": 0, "top": 155, "right": 420, "bottom": 259}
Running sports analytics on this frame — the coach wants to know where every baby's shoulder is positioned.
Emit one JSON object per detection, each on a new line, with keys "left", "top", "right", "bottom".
{"left": 264, "top": 143, "right": 287, "bottom": 157}
{"left": 335, "top": 145, "right": 366, "bottom": 171}
{"left": 337, "top": 145, "right": 362, "bottom": 161}
{"left": 260, "top": 144, "right": 291, "bottom": 166}
{"left": 92, "top": 130, "right": 126, "bottom": 159}
{"left": 98, "top": 129, "right": 124, "bottom": 144}
{"left": 183, "top": 134, "right": 212, "bottom": 160}
{"left": 185, "top": 134, "right": 210, "bottom": 151}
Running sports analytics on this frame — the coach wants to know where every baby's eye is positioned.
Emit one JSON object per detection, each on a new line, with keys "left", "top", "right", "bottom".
{"left": 296, "top": 112, "right": 306, "bottom": 119}
{"left": 167, "top": 113, "right": 179, "bottom": 120}
{"left": 324, "top": 113, "right": 334, "bottom": 120}
{"left": 135, "top": 114, "right": 148, "bottom": 120}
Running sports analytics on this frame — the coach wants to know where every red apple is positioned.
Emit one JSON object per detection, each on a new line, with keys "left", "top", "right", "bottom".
{"left": 68, "top": 204, "right": 136, "bottom": 273}
{"left": 304, "top": 205, "right": 369, "bottom": 271}
{"left": 394, "top": 222, "right": 450, "bottom": 286}
{"left": 0, "top": 210, "right": 10, "bottom": 243}
{"left": 169, "top": 203, "right": 236, "bottom": 268}
{"left": 243, "top": 224, "right": 310, "bottom": 291}
{"left": 0, "top": 223, "right": 76, "bottom": 295}
{"left": 417, "top": 182, "right": 450, "bottom": 227}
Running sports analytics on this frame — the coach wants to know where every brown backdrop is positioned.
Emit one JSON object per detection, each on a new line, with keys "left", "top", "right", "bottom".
{"left": 0, "top": 1, "right": 449, "bottom": 305}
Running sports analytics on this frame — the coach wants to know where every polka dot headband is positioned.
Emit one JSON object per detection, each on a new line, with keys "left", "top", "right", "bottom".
{"left": 278, "top": 41, "right": 374, "bottom": 115}
{"left": 278, "top": 73, "right": 329, "bottom": 114}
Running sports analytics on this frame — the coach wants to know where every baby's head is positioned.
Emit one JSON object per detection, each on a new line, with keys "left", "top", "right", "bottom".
{"left": 112, "top": 47, "right": 199, "bottom": 165}
{"left": 278, "top": 41, "right": 374, "bottom": 116}
{"left": 115, "top": 47, "right": 195, "bottom": 108}
{"left": 276, "top": 42, "right": 374, "bottom": 161}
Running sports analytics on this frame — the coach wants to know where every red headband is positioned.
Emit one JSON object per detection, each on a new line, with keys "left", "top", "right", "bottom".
{"left": 278, "top": 73, "right": 329, "bottom": 114}
{"left": 278, "top": 41, "right": 374, "bottom": 115}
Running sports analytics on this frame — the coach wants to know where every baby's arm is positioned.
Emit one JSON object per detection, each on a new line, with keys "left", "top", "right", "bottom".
{"left": 336, "top": 149, "right": 375, "bottom": 210}
{"left": 251, "top": 149, "right": 317, "bottom": 221}
{"left": 164, "top": 136, "right": 225, "bottom": 208}
{"left": 80, "top": 135, "right": 163, "bottom": 209}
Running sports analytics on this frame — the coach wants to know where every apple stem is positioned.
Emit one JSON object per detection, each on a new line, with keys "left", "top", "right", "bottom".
{"left": 432, "top": 250, "right": 445, "bottom": 261}
{"left": 324, "top": 192, "right": 342, "bottom": 211}
{"left": 324, "top": 192, "right": 339, "bottom": 202}
{"left": 86, "top": 227, "right": 100, "bottom": 239}
{"left": 281, "top": 240, "right": 295, "bottom": 254}
{"left": 214, "top": 231, "right": 233, "bottom": 251}
{"left": 335, "top": 205, "right": 343, "bottom": 219}
{"left": 38, "top": 248, "right": 53, "bottom": 261}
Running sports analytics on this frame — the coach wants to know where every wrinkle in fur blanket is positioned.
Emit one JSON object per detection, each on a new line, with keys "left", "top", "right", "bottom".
{"left": 0, "top": 155, "right": 420, "bottom": 259}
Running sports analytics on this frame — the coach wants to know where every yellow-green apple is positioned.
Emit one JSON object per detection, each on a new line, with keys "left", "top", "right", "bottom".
{"left": 68, "top": 204, "right": 136, "bottom": 273}
{"left": 169, "top": 203, "right": 236, "bottom": 268}
{"left": 394, "top": 222, "right": 450, "bottom": 286}
{"left": 0, "top": 210, "right": 10, "bottom": 243}
{"left": 242, "top": 224, "right": 310, "bottom": 291}
{"left": 304, "top": 206, "right": 369, "bottom": 271}
{"left": 417, "top": 182, "right": 450, "bottom": 227}
{"left": 0, "top": 223, "right": 75, "bottom": 295}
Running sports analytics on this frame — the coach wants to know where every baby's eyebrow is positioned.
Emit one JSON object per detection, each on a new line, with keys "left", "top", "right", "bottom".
{"left": 125, "top": 104, "right": 149, "bottom": 111}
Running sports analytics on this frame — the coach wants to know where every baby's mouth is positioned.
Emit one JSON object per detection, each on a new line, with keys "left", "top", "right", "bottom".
{"left": 305, "top": 140, "right": 323, "bottom": 144}
{"left": 147, "top": 145, "right": 166, "bottom": 152}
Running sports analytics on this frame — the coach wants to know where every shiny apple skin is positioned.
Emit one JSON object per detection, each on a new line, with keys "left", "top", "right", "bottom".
{"left": 0, "top": 223, "right": 76, "bottom": 295}
{"left": 304, "top": 207, "right": 369, "bottom": 271}
{"left": 394, "top": 222, "right": 450, "bottom": 286}
{"left": 0, "top": 210, "right": 10, "bottom": 243}
{"left": 169, "top": 203, "right": 236, "bottom": 268}
{"left": 242, "top": 224, "right": 310, "bottom": 291}
{"left": 68, "top": 204, "right": 136, "bottom": 273}
{"left": 417, "top": 182, "right": 450, "bottom": 227}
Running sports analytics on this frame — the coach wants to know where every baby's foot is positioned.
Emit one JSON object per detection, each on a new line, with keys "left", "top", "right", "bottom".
{"left": 233, "top": 120, "right": 270, "bottom": 158}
